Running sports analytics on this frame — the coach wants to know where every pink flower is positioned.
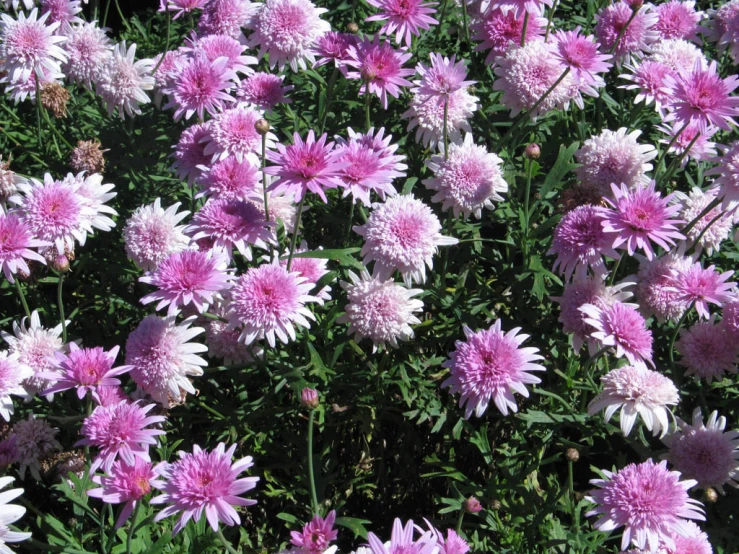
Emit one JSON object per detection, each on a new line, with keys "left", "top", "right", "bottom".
{"left": 659, "top": 521, "right": 714, "bottom": 554}
{"left": 337, "top": 270, "right": 424, "bottom": 351}
{"left": 197, "top": 156, "right": 262, "bottom": 201}
{"left": 0, "top": 352, "right": 32, "bottom": 422}
{"left": 203, "top": 301, "right": 259, "bottom": 365}
{"left": 96, "top": 42, "right": 155, "bottom": 120}
{"left": 172, "top": 122, "right": 211, "bottom": 184}
{"left": 278, "top": 241, "right": 331, "bottom": 303}
{"left": 365, "top": 0, "right": 438, "bottom": 48}
{"left": 709, "top": 0, "right": 739, "bottom": 64}
{"left": 586, "top": 459, "right": 704, "bottom": 552}
{"left": 588, "top": 362, "right": 678, "bottom": 437}
{"left": 77, "top": 401, "right": 166, "bottom": 473}
{"left": 198, "top": 0, "right": 254, "bottom": 38}
{"left": 650, "top": 38, "right": 706, "bottom": 74}
{"left": 548, "top": 204, "right": 619, "bottom": 281}
{"left": 42, "top": 343, "right": 130, "bottom": 400}
{"left": 124, "top": 198, "right": 191, "bottom": 272}
{"left": 471, "top": 6, "right": 546, "bottom": 66}
{"left": 0, "top": 8, "right": 67, "bottom": 83}
{"left": 160, "top": 0, "right": 209, "bottom": 19}
{"left": 184, "top": 34, "right": 257, "bottom": 75}
{"left": 367, "top": 518, "right": 437, "bottom": 554}
{"left": 266, "top": 130, "right": 346, "bottom": 203}
{"left": 677, "top": 317, "right": 739, "bottom": 383}
{"left": 140, "top": 249, "right": 233, "bottom": 317}
{"left": 673, "top": 186, "right": 732, "bottom": 254}
{"left": 345, "top": 36, "right": 415, "bottom": 109}
{"left": 550, "top": 27, "right": 611, "bottom": 101}
{"left": 442, "top": 321, "right": 546, "bottom": 418}
{"left": 88, "top": 458, "right": 160, "bottom": 528}
{"left": 151, "top": 443, "right": 259, "bottom": 535}
{"left": 663, "top": 408, "right": 739, "bottom": 494}
{"left": 291, "top": 510, "right": 338, "bottom": 553}
{"left": 664, "top": 59, "right": 739, "bottom": 132}
{"left": 61, "top": 21, "right": 113, "bottom": 87}
{"left": 654, "top": 0, "right": 704, "bottom": 41}
{"left": 657, "top": 121, "right": 718, "bottom": 166}
{"left": 228, "top": 262, "right": 319, "bottom": 347}
{"left": 621, "top": 59, "right": 674, "bottom": 112}
{"left": 635, "top": 252, "right": 691, "bottom": 322}
{"left": 580, "top": 301, "right": 653, "bottom": 365}
{"left": 204, "top": 106, "right": 275, "bottom": 165}
{"left": 245, "top": 0, "right": 330, "bottom": 72}
{"left": 0, "top": 212, "right": 49, "bottom": 283}
{"left": 601, "top": 182, "right": 685, "bottom": 261}
{"left": 314, "top": 31, "right": 357, "bottom": 68}
{"left": 39, "top": 0, "right": 83, "bottom": 26}
{"left": 93, "top": 385, "right": 129, "bottom": 407}
{"left": 668, "top": 261, "right": 736, "bottom": 319}
{"left": 402, "top": 84, "right": 478, "bottom": 149}
{"left": 707, "top": 140, "right": 739, "bottom": 206}
{"left": 164, "top": 55, "right": 238, "bottom": 121}
{"left": 235, "top": 72, "right": 293, "bottom": 111}
{"left": 414, "top": 52, "right": 475, "bottom": 98}
{"left": 493, "top": 0, "right": 553, "bottom": 17}
{"left": 594, "top": 1, "right": 659, "bottom": 65}
{"left": 354, "top": 194, "right": 458, "bottom": 285}
{"left": 422, "top": 520, "right": 470, "bottom": 554}
{"left": 11, "top": 414, "right": 61, "bottom": 480}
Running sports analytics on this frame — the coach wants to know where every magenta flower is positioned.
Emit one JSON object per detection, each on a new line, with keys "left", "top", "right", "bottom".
{"left": 291, "top": 510, "right": 338, "bottom": 553}
{"left": 42, "top": 343, "right": 131, "bottom": 400}
{"left": 414, "top": 53, "right": 475, "bottom": 99}
{"left": 594, "top": 1, "right": 659, "bottom": 65}
{"left": 197, "top": 156, "right": 262, "bottom": 201}
{"left": 164, "top": 55, "right": 238, "bottom": 121}
{"left": 204, "top": 106, "right": 275, "bottom": 165}
{"left": 471, "top": 7, "right": 546, "bottom": 66}
{"left": 365, "top": 0, "right": 438, "bottom": 48}
{"left": 442, "top": 321, "right": 546, "bottom": 418}
{"left": 345, "top": 36, "right": 415, "bottom": 109}
{"left": 77, "top": 401, "right": 166, "bottom": 473}
{"left": 635, "top": 252, "right": 691, "bottom": 323}
{"left": 235, "top": 72, "right": 293, "bottom": 111}
{"left": 367, "top": 518, "right": 437, "bottom": 554}
{"left": 668, "top": 261, "right": 736, "bottom": 319}
{"left": 266, "top": 130, "right": 346, "bottom": 203}
{"left": 665, "top": 59, "right": 739, "bottom": 132}
{"left": 586, "top": 459, "right": 705, "bottom": 552}
{"left": 172, "top": 122, "right": 211, "bottom": 184}
{"left": 0, "top": 8, "right": 67, "bottom": 83}
{"left": 657, "top": 121, "right": 719, "bottom": 167}
{"left": 580, "top": 301, "right": 653, "bottom": 365}
{"left": 621, "top": 59, "right": 674, "bottom": 112}
{"left": 151, "top": 442, "right": 259, "bottom": 535}
{"left": 160, "top": 0, "right": 209, "bottom": 19}
{"left": 279, "top": 241, "right": 331, "bottom": 303}
{"left": 0, "top": 212, "right": 49, "bottom": 283}
{"left": 314, "top": 31, "right": 357, "bottom": 69}
{"left": 601, "top": 182, "right": 685, "bottom": 261}
{"left": 422, "top": 520, "right": 470, "bottom": 554}
{"left": 140, "top": 249, "right": 233, "bottom": 317}
{"left": 550, "top": 27, "right": 612, "bottom": 96}
{"left": 88, "top": 458, "right": 160, "bottom": 528}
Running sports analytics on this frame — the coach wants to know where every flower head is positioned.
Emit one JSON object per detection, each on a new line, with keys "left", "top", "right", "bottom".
{"left": 657, "top": 120, "right": 718, "bottom": 166}
{"left": 367, "top": 518, "right": 437, "bottom": 554}
{"left": 172, "top": 122, "right": 211, "bottom": 184}
{"left": 0, "top": 476, "right": 31, "bottom": 548}
{"left": 235, "top": 71, "right": 293, "bottom": 111}
{"left": 314, "top": 31, "right": 357, "bottom": 68}
{"left": 198, "top": 156, "right": 262, "bottom": 201}
{"left": 471, "top": 6, "right": 546, "bottom": 66}
{"left": 707, "top": 140, "right": 739, "bottom": 206}
{"left": 668, "top": 262, "right": 736, "bottom": 319}
{"left": 204, "top": 106, "right": 275, "bottom": 165}
{"left": 402, "top": 85, "right": 478, "bottom": 150}
{"left": 164, "top": 55, "right": 238, "bottom": 121}
{"left": 635, "top": 251, "right": 692, "bottom": 322}
{"left": 291, "top": 510, "right": 338, "bottom": 553}
{"left": 594, "top": 1, "right": 659, "bottom": 65}
{"left": 62, "top": 21, "right": 112, "bottom": 87}
{"left": 709, "top": 0, "right": 739, "bottom": 64}
{"left": 11, "top": 414, "right": 61, "bottom": 480}
{"left": 677, "top": 317, "right": 739, "bottom": 383}
{"left": 0, "top": 8, "right": 67, "bottom": 83}
{"left": 70, "top": 139, "right": 107, "bottom": 174}
{"left": 278, "top": 241, "right": 331, "bottom": 303}
{"left": 161, "top": 0, "right": 209, "bottom": 19}
{"left": 580, "top": 301, "right": 653, "bottom": 365}
{"left": 550, "top": 27, "right": 612, "bottom": 94}
{"left": 621, "top": 59, "right": 674, "bottom": 111}
{"left": 96, "top": 42, "right": 155, "bottom": 119}
{"left": 673, "top": 186, "right": 732, "bottom": 255}
{"left": 124, "top": 198, "right": 191, "bottom": 272}
{"left": 365, "top": 0, "right": 438, "bottom": 48}
{"left": 442, "top": 321, "right": 546, "bottom": 418}
{"left": 0, "top": 212, "right": 49, "bottom": 283}
{"left": 654, "top": 0, "right": 703, "bottom": 41}
{"left": 198, "top": 0, "right": 254, "bottom": 38}
{"left": 0, "top": 352, "right": 31, "bottom": 422}
{"left": 43, "top": 343, "right": 130, "bottom": 400}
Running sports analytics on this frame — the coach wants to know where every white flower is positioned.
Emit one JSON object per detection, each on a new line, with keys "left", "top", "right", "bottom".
{"left": 0, "top": 476, "right": 31, "bottom": 552}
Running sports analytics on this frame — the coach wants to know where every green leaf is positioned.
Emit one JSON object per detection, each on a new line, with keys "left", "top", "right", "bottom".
{"left": 336, "top": 516, "right": 372, "bottom": 539}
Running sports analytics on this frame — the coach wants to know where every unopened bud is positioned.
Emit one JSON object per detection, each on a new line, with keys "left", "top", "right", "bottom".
{"left": 463, "top": 496, "right": 482, "bottom": 514}
{"left": 490, "top": 499, "right": 502, "bottom": 511}
{"left": 254, "top": 119, "right": 270, "bottom": 135}
{"left": 629, "top": 0, "right": 644, "bottom": 11}
{"left": 565, "top": 448, "right": 580, "bottom": 462}
{"left": 703, "top": 488, "right": 718, "bottom": 503}
{"left": 53, "top": 255, "right": 70, "bottom": 273}
{"left": 524, "top": 143, "right": 541, "bottom": 160}
{"left": 300, "top": 387, "right": 319, "bottom": 410}
{"left": 360, "top": 67, "right": 377, "bottom": 82}
{"left": 346, "top": 22, "right": 359, "bottom": 34}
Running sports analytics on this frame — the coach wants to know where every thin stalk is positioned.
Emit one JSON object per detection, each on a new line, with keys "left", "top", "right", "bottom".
{"left": 567, "top": 458, "right": 575, "bottom": 511}
{"left": 654, "top": 120, "right": 690, "bottom": 172}
{"left": 584, "top": 346, "right": 609, "bottom": 369}
{"left": 215, "top": 527, "right": 240, "bottom": 554}
{"left": 682, "top": 196, "right": 722, "bottom": 237}
{"left": 455, "top": 509, "right": 464, "bottom": 534}
{"left": 344, "top": 200, "right": 355, "bottom": 244}
{"left": 152, "top": 9, "right": 171, "bottom": 74}
{"left": 114, "top": 0, "right": 130, "bottom": 31}
{"left": 34, "top": 75, "right": 43, "bottom": 148}
{"left": 102, "top": 0, "right": 111, "bottom": 27}
{"left": 520, "top": 11, "right": 529, "bottom": 46}
{"left": 260, "top": 133, "right": 270, "bottom": 225}
{"left": 100, "top": 503, "right": 108, "bottom": 554}
{"left": 364, "top": 86, "right": 371, "bottom": 132}
{"left": 657, "top": 131, "right": 701, "bottom": 188}
{"left": 544, "top": 0, "right": 559, "bottom": 41}
{"left": 307, "top": 410, "right": 320, "bottom": 514}
{"left": 438, "top": 0, "right": 449, "bottom": 34}
{"left": 461, "top": 0, "right": 469, "bottom": 42}
{"left": 58, "top": 274, "right": 67, "bottom": 343}
{"left": 689, "top": 211, "right": 725, "bottom": 255}
{"left": 320, "top": 67, "right": 339, "bottom": 134}
{"left": 125, "top": 502, "right": 141, "bottom": 554}
{"left": 286, "top": 195, "right": 306, "bottom": 271}
{"left": 522, "top": 156, "right": 534, "bottom": 265}
{"left": 608, "top": 6, "right": 640, "bottom": 56}
{"left": 92, "top": 0, "right": 99, "bottom": 21}
{"left": 42, "top": 108, "right": 73, "bottom": 149}
{"left": 607, "top": 256, "right": 622, "bottom": 286}
{"left": 668, "top": 309, "right": 690, "bottom": 370}
{"left": 443, "top": 97, "right": 449, "bottom": 160}
{"left": 14, "top": 279, "right": 31, "bottom": 319}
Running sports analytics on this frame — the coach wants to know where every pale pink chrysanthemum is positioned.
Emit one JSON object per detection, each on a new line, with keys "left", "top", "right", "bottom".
{"left": 2, "top": 0, "right": 35, "bottom": 10}
{"left": 10, "top": 414, "right": 61, "bottom": 480}
{"left": 588, "top": 362, "right": 678, "bottom": 437}
{"left": 125, "top": 315, "right": 207, "bottom": 408}
{"left": 278, "top": 241, "right": 331, "bottom": 303}
{"left": 266, "top": 130, "right": 346, "bottom": 203}
{"left": 0, "top": 476, "right": 31, "bottom": 548}
{"left": 367, "top": 518, "right": 437, "bottom": 554}
{"left": 197, "top": 156, "right": 262, "bottom": 201}
{"left": 10, "top": 174, "right": 94, "bottom": 255}
{"left": 635, "top": 251, "right": 692, "bottom": 322}
{"left": 580, "top": 301, "right": 653, "bottom": 365}
{"left": 88, "top": 458, "right": 160, "bottom": 528}
{"left": 709, "top": 0, "right": 739, "bottom": 64}
{"left": 707, "top": 140, "right": 739, "bottom": 206}
{"left": 203, "top": 300, "right": 259, "bottom": 365}
{"left": 337, "top": 270, "right": 423, "bottom": 351}
{"left": 260, "top": 190, "right": 298, "bottom": 232}
{"left": 676, "top": 317, "right": 739, "bottom": 383}
{"left": 313, "top": 31, "right": 358, "bottom": 69}
{"left": 575, "top": 128, "right": 657, "bottom": 195}
{"left": 442, "top": 320, "right": 545, "bottom": 418}
{"left": 42, "top": 343, "right": 130, "bottom": 400}
{"left": 61, "top": 21, "right": 112, "bottom": 88}
{"left": 365, "top": 0, "right": 438, "bottom": 48}
{"left": 672, "top": 186, "right": 732, "bottom": 254}
{"left": 152, "top": 48, "right": 188, "bottom": 106}
{"left": 228, "top": 262, "right": 319, "bottom": 347}
{"left": 493, "top": 0, "right": 553, "bottom": 17}
{"left": 140, "top": 249, "right": 233, "bottom": 317}
{"left": 96, "top": 42, "right": 155, "bottom": 120}
{"left": 161, "top": 0, "right": 209, "bottom": 19}
{"left": 183, "top": 34, "right": 255, "bottom": 75}
{"left": 551, "top": 277, "right": 634, "bottom": 351}
{"left": 601, "top": 182, "right": 685, "bottom": 261}
{"left": 402, "top": 85, "right": 478, "bottom": 150}
{"left": 668, "top": 262, "right": 737, "bottom": 319}
{"left": 423, "top": 133, "right": 507, "bottom": 219}
{"left": 197, "top": 0, "right": 255, "bottom": 38}
{"left": 547, "top": 204, "right": 619, "bottom": 282}
{"left": 235, "top": 71, "right": 293, "bottom": 111}
{"left": 66, "top": 171, "right": 118, "bottom": 234}
{"left": 550, "top": 27, "right": 612, "bottom": 97}
{"left": 594, "top": 1, "right": 659, "bottom": 65}
{"left": 164, "top": 55, "right": 238, "bottom": 121}
{"left": 151, "top": 442, "right": 259, "bottom": 535}
{"left": 655, "top": 521, "right": 714, "bottom": 554}
{"left": 663, "top": 408, "right": 739, "bottom": 494}
{"left": 0, "top": 61, "right": 61, "bottom": 104}
{"left": 124, "top": 198, "right": 191, "bottom": 272}
{"left": 93, "top": 384, "right": 130, "bottom": 407}
{"left": 188, "top": 198, "right": 275, "bottom": 261}
{"left": 348, "top": 126, "right": 407, "bottom": 174}
{"left": 421, "top": 520, "right": 470, "bottom": 554}
{"left": 245, "top": 0, "right": 330, "bottom": 72}
{"left": 0, "top": 212, "right": 49, "bottom": 283}
{"left": 77, "top": 401, "right": 166, "bottom": 473}
{"left": 493, "top": 41, "right": 577, "bottom": 119}
{"left": 291, "top": 510, "right": 338, "bottom": 553}
{"left": 1, "top": 311, "right": 67, "bottom": 398}
{"left": 39, "top": 0, "right": 83, "bottom": 27}
{"left": 586, "top": 459, "right": 704, "bottom": 552}
{"left": 657, "top": 120, "right": 718, "bottom": 166}
{"left": 654, "top": 0, "right": 704, "bottom": 41}
{"left": 620, "top": 59, "right": 674, "bottom": 112}
{"left": 345, "top": 35, "right": 415, "bottom": 109}
{"left": 204, "top": 105, "right": 276, "bottom": 165}
{"left": 413, "top": 52, "right": 475, "bottom": 100}
{"left": 471, "top": 6, "right": 546, "bottom": 66}
{"left": 0, "top": 8, "right": 67, "bottom": 84}
{"left": 664, "top": 59, "right": 739, "bottom": 132}
{"left": 172, "top": 122, "right": 211, "bottom": 185}
{"left": 649, "top": 38, "right": 706, "bottom": 74}
{"left": 354, "top": 194, "right": 458, "bottom": 285}
{"left": 0, "top": 352, "right": 32, "bottom": 422}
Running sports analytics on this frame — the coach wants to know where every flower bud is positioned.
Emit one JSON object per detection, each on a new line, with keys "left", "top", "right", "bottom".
{"left": 300, "top": 387, "right": 319, "bottom": 410}
{"left": 53, "top": 255, "right": 70, "bottom": 273}
{"left": 524, "top": 143, "right": 541, "bottom": 160}
{"left": 254, "top": 118, "right": 270, "bottom": 135}
{"left": 565, "top": 448, "right": 580, "bottom": 462}
{"left": 360, "top": 67, "right": 377, "bottom": 82}
{"left": 463, "top": 496, "right": 482, "bottom": 514}
{"left": 629, "top": 0, "right": 643, "bottom": 12}
{"left": 703, "top": 488, "right": 718, "bottom": 503}
{"left": 490, "top": 499, "right": 502, "bottom": 511}
{"left": 346, "top": 22, "right": 359, "bottom": 34}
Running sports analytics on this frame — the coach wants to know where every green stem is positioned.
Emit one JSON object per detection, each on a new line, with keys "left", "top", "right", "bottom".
{"left": 584, "top": 346, "right": 609, "bottom": 369}
{"left": 125, "top": 502, "right": 141, "bottom": 554}
{"left": 261, "top": 133, "right": 270, "bottom": 225}
{"left": 455, "top": 509, "right": 464, "bottom": 534}
{"left": 657, "top": 131, "right": 701, "bottom": 189}
{"left": 443, "top": 97, "right": 449, "bottom": 160}
{"left": 100, "top": 503, "right": 109, "bottom": 554}
{"left": 14, "top": 279, "right": 31, "bottom": 319}
{"left": 344, "top": 200, "right": 355, "bottom": 245}
{"left": 364, "top": 86, "right": 371, "bottom": 132}
{"left": 152, "top": 9, "right": 171, "bottom": 74}
{"left": 544, "top": 0, "right": 559, "bottom": 41}
{"left": 520, "top": 11, "right": 529, "bottom": 46}
{"left": 286, "top": 195, "right": 305, "bottom": 271}
{"left": 682, "top": 196, "right": 722, "bottom": 237}
{"left": 522, "top": 156, "right": 534, "bottom": 265}
{"left": 689, "top": 211, "right": 725, "bottom": 255}
{"left": 215, "top": 527, "right": 240, "bottom": 554}
{"left": 102, "top": 0, "right": 111, "bottom": 27}
{"left": 461, "top": 0, "right": 469, "bottom": 42}
{"left": 607, "top": 256, "right": 622, "bottom": 286}
{"left": 654, "top": 120, "right": 690, "bottom": 172}
{"left": 42, "top": 107, "right": 72, "bottom": 149}
{"left": 114, "top": 0, "right": 130, "bottom": 31}
{"left": 320, "top": 67, "right": 339, "bottom": 134}
{"left": 34, "top": 75, "right": 43, "bottom": 149}
{"left": 608, "top": 6, "right": 640, "bottom": 56}
{"left": 58, "top": 274, "right": 67, "bottom": 343}
{"left": 668, "top": 310, "right": 689, "bottom": 384}
{"left": 307, "top": 409, "right": 320, "bottom": 514}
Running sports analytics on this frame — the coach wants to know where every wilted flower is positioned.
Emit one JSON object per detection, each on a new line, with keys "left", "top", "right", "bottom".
{"left": 11, "top": 414, "right": 61, "bottom": 480}
{"left": 70, "top": 139, "right": 107, "bottom": 174}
